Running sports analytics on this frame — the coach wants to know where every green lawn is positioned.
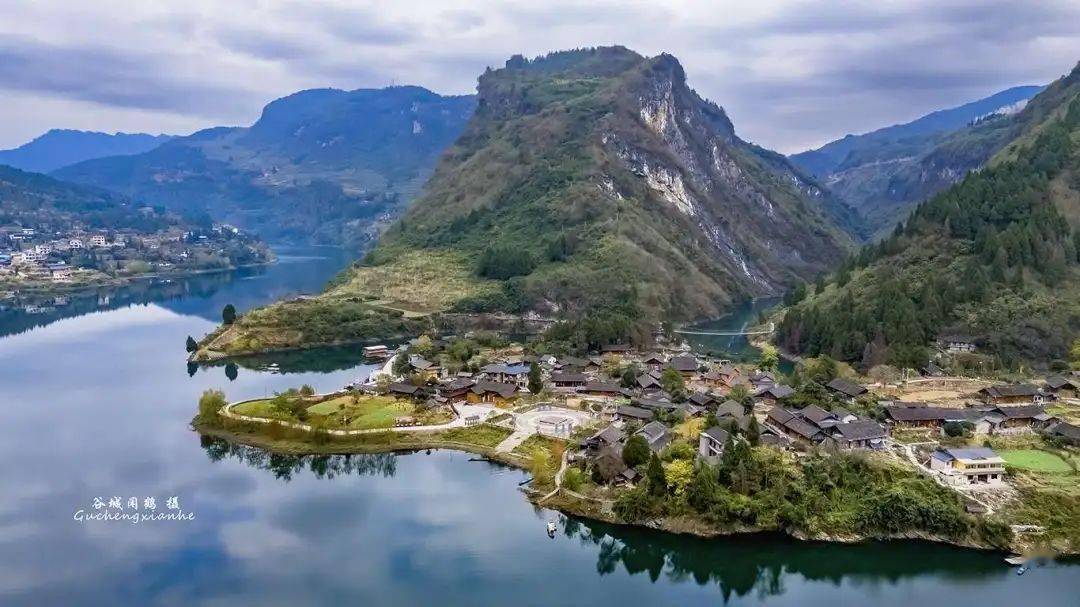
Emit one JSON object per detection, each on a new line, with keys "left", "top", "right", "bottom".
{"left": 1000, "top": 449, "right": 1073, "bottom": 473}
{"left": 232, "top": 399, "right": 292, "bottom": 420}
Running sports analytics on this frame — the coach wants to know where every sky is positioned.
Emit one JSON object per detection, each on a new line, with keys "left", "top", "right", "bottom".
{"left": 0, "top": 0, "right": 1078, "bottom": 154}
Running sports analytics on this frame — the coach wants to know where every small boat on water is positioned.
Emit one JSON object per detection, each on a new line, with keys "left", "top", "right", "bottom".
{"left": 546, "top": 521, "right": 557, "bottom": 538}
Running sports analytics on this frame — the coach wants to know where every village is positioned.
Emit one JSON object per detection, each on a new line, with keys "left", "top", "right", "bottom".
{"left": 0, "top": 222, "right": 269, "bottom": 295}
{"left": 205, "top": 330, "right": 1080, "bottom": 556}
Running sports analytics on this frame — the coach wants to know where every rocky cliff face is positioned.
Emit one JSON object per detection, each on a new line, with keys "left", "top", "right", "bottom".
{"left": 363, "top": 47, "right": 854, "bottom": 322}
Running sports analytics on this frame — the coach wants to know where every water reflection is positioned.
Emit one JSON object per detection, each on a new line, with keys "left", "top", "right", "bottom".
{"left": 0, "top": 245, "right": 350, "bottom": 338}
{"left": 199, "top": 435, "right": 398, "bottom": 481}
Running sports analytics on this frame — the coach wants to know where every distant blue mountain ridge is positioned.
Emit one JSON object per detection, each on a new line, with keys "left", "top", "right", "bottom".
{"left": 0, "top": 129, "right": 174, "bottom": 174}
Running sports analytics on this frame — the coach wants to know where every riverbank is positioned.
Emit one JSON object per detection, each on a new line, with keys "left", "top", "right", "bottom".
{"left": 193, "top": 410, "right": 1034, "bottom": 557}
{"left": 1, "top": 256, "right": 277, "bottom": 303}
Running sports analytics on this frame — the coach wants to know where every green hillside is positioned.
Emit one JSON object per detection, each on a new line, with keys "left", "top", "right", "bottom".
{"left": 199, "top": 47, "right": 858, "bottom": 356}
{"left": 55, "top": 87, "right": 475, "bottom": 248}
{"left": 351, "top": 49, "right": 852, "bottom": 326}
{"left": 777, "top": 74, "right": 1080, "bottom": 371}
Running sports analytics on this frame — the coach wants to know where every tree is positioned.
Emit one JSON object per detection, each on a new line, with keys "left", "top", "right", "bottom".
{"left": 185, "top": 335, "right": 198, "bottom": 352}
{"left": 646, "top": 452, "right": 667, "bottom": 496}
{"left": 687, "top": 463, "right": 719, "bottom": 512}
{"left": 528, "top": 362, "right": 543, "bottom": 394}
{"left": 1071, "top": 337, "right": 1080, "bottom": 370}
{"left": 622, "top": 435, "right": 651, "bottom": 468}
{"left": 222, "top": 303, "right": 237, "bottom": 325}
{"left": 620, "top": 364, "right": 640, "bottom": 389}
{"left": 803, "top": 356, "right": 839, "bottom": 384}
{"left": 758, "top": 343, "right": 779, "bottom": 372}
{"left": 664, "top": 459, "right": 695, "bottom": 498}
{"left": 413, "top": 335, "right": 435, "bottom": 358}
{"left": 299, "top": 384, "right": 315, "bottom": 397}
{"left": 197, "top": 389, "right": 226, "bottom": 423}
{"left": 530, "top": 448, "right": 551, "bottom": 484}
{"left": 224, "top": 362, "right": 238, "bottom": 382}
{"left": 729, "top": 384, "right": 753, "bottom": 414}
{"left": 660, "top": 367, "right": 686, "bottom": 398}
{"left": 745, "top": 416, "right": 760, "bottom": 446}
{"left": 392, "top": 352, "right": 411, "bottom": 376}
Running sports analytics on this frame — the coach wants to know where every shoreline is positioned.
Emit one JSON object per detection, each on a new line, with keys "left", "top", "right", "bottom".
{"left": 1, "top": 257, "right": 277, "bottom": 301}
{"left": 193, "top": 415, "right": 1021, "bottom": 557}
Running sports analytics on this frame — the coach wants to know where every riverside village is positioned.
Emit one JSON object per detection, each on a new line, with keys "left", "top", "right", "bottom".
{"left": 196, "top": 324, "right": 1080, "bottom": 562}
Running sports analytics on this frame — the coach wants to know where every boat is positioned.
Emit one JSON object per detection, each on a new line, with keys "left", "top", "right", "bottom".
{"left": 1016, "top": 565, "right": 1028, "bottom": 576}
{"left": 546, "top": 521, "right": 557, "bottom": 538}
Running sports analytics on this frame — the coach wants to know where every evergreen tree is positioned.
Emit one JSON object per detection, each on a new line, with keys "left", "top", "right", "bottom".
{"left": 646, "top": 452, "right": 667, "bottom": 496}
{"left": 527, "top": 362, "right": 543, "bottom": 394}
{"left": 185, "top": 335, "right": 198, "bottom": 352}
{"left": 745, "top": 416, "right": 760, "bottom": 446}
{"left": 222, "top": 304, "right": 237, "bottom": 325}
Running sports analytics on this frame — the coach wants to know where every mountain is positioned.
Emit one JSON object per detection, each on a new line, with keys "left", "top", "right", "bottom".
{"left": 791, "top": 86, "right": 1045, "bottom": 237}
{"left": 0, "top": 130, "right": 173, "bottom": 174}
{"left": 305, "top": 48, "right": 853, "bottom": 331}
{"left": 777, "top": 63, "right": 1080, "bottom": 371}
{"left": 54, "top": 87, "right": 476, "bottom": 247}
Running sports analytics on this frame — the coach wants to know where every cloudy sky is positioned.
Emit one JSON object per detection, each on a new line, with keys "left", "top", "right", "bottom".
{"left": 1, "top": 0, "right": 1078, "bottom": 153}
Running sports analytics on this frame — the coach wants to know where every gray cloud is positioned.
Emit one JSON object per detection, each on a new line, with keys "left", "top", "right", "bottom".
{"left": 0, "top": 36, "right": 261, "bottom": 118}
{"left": 0, "top": 0, "right": 1076, "bottom": 153}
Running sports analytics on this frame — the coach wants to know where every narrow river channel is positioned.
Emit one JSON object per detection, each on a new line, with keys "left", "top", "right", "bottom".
{"left": 0, "top": 246, "right": 1075, "bottom": 605}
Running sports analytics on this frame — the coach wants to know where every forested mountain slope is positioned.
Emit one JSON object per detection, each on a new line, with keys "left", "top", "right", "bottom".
{"left": 777, "top": 68, "right": 1080, "bottom": 370}
{"left": 352, "top": 47, "right": 854, "bottom": 326}
{"left": 791, "top": 86, "right": 1046, "bottom": 237}
{"left": 54, "top": 87, "right": 475, "bottom": 248}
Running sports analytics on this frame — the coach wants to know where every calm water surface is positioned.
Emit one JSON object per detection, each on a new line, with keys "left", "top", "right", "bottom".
{"left": 0, "top": 246, "right": 1075, "bottom": 606}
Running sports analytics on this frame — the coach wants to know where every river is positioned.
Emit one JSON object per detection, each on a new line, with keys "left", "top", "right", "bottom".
{"left": 0, "top": 246, "right": 1075, "bottom": 605}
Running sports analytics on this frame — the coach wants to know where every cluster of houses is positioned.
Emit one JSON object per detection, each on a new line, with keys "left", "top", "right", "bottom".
{"left": 0, "top": 223, "right": 262, "bottom": 287}
{"left": 369, "top": 341, "right": 1080, "bottom": 489}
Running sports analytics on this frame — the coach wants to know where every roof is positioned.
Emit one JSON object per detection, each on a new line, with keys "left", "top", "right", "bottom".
{"left": 668, "top": 356, "right": 698, "bottom": 372}
{"left": 471, "top": 381, "right": 518, "bottom": 398}
{"left": 634, "top": 396, "right": 677, "bottom": 411}
{"left": 799, "top": 405, "right": 836, "bottom": 426}
{"left": 388, "top": 382, "right": 419, "bottom": 395}
{"left": 588, "top": 424, "right": 626, "bottom": 446}
{"left": 640, "top": 352, "right": 665, "bottom": 363}
{"left": 702, "top": 425, "right": 730, "bottom": 444}
{"left": 1045, "top": 421, "right": 1080, "bottom": 441}
{"left": 767, "top": 406, "right": 795, "bottom": 426}
{"left": 688, "top": 392, "right": 716, "bottom": 407}
{"left": 981, "top": 384, "right": 1039, "bottom": 398}
{"left": 831, "top": 419, "right": 886, "bottom": 441}
{"left": 552, "top": 372, "right": 587, "bottom": 383}
{"left": 936, "top": 447, "right": 1004, "bottom": 463}
{"left": 884, "top": 405, "right": 983, "bottom": 423}
{"left": 583, "top": 381, "right": 623, "bottom": 394}
{"left": 717, "top": 363, "right": 739, "bottom": 376}
{"left": 783, "top": 417, "right": 823, "bottom": 440}
{"left": 755, "top": 384, "right": 795, "bottom": 400}
{"left": 439, "top": 378, "right": 475, "bottom": 391}
{"left": 636, "top": 374, "right": 661, "bottom": 389}
{"left": 410, "top": 357, "right": 436, "bottom": 370}
{"left": 616, "top": 405, "right": 653, "bottom": 420}
{"left": 1045, "top": 376, "right": 1079, "bottom": 390}
{"left": 637, "top": 421, "right": 669, "bottom": 442}
{"left": 715, "top": 400, "right": 745, "bottom": 419}
{"left": 559, "top": 356, "right": 588, "bottom": 368}
{"left": 826, "top": 377, "right": 868, "bottom": 397}
{"left": 992, "top": 405, "right": 1046, "bottom": 419}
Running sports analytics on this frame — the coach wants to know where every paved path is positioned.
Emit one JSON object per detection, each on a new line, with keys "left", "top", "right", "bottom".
{"left": 495, "top": 429, "right": 533, "bottom": 453}
{"left": 221, "top": 399, "right": 499, "bottom": 436}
